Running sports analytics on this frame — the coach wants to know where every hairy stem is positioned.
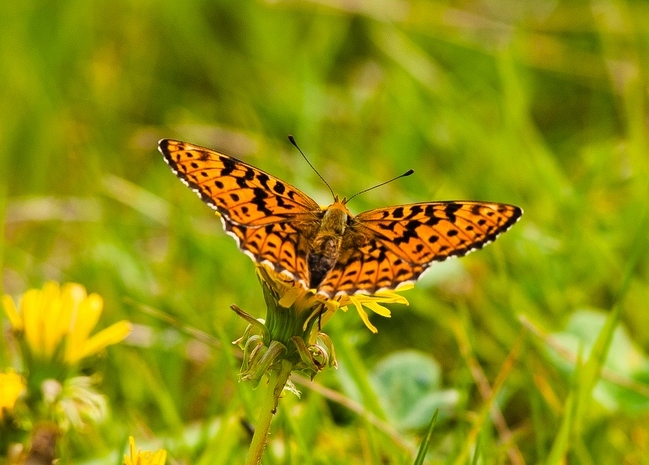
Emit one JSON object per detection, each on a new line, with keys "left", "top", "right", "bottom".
{"left": 245, "top": 359, "right": 293, "bottom": 465}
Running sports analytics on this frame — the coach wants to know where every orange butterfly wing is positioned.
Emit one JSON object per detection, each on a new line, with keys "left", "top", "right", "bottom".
{"left": 159, "top": 139, "right": 320, "bottom": 288}
{"left": 160, "top": 139, "right": 523, "bottom": 297}
{"left": 317, "top": 202, "right": 522, "bottom": 296}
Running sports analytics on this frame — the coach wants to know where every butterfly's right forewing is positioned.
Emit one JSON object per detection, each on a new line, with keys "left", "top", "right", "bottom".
{"left": 356, "top": 201, "right": 522, "bottom": 264}
{"left": 317, "top": 201, "right": 522, "bottom": 297}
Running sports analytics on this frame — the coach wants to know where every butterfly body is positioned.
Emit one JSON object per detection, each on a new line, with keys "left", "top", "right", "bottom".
{"left": 159, "top": 139, "right": 523, "bottom": 298}
{"left": 308, "top": 198, "right": 360, "bottom": 289}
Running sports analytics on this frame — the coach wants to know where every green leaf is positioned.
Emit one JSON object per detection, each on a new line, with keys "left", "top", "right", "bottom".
{"left": 370, "top": 350, "right": 459, "bottom": 430}
{"left": 548, "top": 308, "right": 649, "bottom": 413}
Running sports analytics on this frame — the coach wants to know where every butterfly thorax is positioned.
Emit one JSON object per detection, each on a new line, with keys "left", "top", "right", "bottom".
{"left": 307, "top": 199, "right": 351, "bottom": 289}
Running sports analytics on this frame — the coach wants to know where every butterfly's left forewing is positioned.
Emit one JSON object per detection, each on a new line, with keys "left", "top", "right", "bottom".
{"left": 159, "top": 139, "right": 320, "bottom": 286}
{"left": 159, "top": 139, "right": 320, "bottom": 225}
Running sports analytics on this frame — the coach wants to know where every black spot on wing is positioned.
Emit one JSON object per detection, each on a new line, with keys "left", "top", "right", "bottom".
{"left": 392, "top": 220, "right": 421, "bottom": 246}
{"left": 404, "top": 205, "right": 423, "bottom": 219}
{"left": 220, "top": 157, "right": 236, "bottom": 176}
{"left": 256, "top": 173, "right": 270, "bottom": 190}
{"left": 236, "top": 176, "right": 247, "bottom": 188}
{"left": 273, "top": 182, "right": 286, "bottom": 194}
{"left": 378, "top": 221, "right": 396, "bottom": 231}
{"left": 250, "top": 187, "right": 273, "bottom": 216}
{"left": 444, "top": 203, "right": 462, "bottom": 222}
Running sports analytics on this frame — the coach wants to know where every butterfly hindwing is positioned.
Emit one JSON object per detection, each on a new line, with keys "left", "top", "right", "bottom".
{"left": 226, "top": 221, "right": 313, "bottom": 288}
{"left": 317, "top": 240, "right": 424, "bottom": 296}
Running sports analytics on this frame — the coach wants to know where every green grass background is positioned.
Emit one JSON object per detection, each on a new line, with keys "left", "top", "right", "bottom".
{"left": 1, "top": 0, "right": 649, "bottom": 463}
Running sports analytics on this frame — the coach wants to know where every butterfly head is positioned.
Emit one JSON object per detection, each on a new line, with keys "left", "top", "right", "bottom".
{"left": 323, "top": 197, "right": 352, "bottom": 225}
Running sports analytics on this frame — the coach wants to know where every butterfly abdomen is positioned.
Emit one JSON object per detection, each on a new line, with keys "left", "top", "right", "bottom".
{"left": 307, "top": 202, "right": 349, "bottom": 288}
{"left": 308, "top": 235, "right": 341, "bottom": 288}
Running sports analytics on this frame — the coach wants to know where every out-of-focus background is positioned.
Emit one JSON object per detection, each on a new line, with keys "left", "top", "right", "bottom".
{"left": 2, "top": 0, "right": 648, "bottom": 463}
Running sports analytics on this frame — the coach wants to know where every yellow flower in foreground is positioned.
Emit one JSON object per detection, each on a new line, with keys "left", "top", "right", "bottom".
{"left": 124, "top": 436, "right": 167, "bottom": 465}
{"left": 333, "top": 286, "right": 411, "bottom": 333}
{"left": 258, "top": 266, "right": 410, "bottom": 333}
{"left": 2, "top": 282, "right": 131, "bottom": 365}
{"left": 0, "top": 370, "right": 25, "bottom": 419}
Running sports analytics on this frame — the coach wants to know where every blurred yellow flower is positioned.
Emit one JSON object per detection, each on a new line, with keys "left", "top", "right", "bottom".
{"left": 124, "top": 436, "right": 167, "bottom": 465}
{"left": 1, "top": 282, "right": 131, "bottom": 365}
{"left": 0, "top": 370, "right": 25, "bottom": 419}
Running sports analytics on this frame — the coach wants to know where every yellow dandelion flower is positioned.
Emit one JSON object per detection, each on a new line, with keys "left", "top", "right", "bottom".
{"left": 124, "top": 436, "right": 167, "bottom": 465}
{"left": 333, "top": 285, "right": 411, "bottom": 333}
{"left": 258, "top": 265, "right": 410, "bottom": 333}
{"left": 0, "top": 370, "right": 25, "bottom": 419}
{"left": 1, "top": 282, "right": 131, "bottom": 365}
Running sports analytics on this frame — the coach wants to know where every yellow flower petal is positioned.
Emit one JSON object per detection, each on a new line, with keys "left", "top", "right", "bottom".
{"left": 1, "top": 295, "right": 23, "bottom": 330}
{"left": 351, "top": 298, "right": 378, "bottom": 334}
{"left": 22, "top": 288, "right": 46, "bottom": 357}
{"left": 124, "top": 436, "right": 167, "bottom": 465}
{"left": 126, "top": 436, "right": 137, "bottom": 465}
{"left": 278, "top": 287, "right": 302, "bottom": 308}
{"left": 0, "top": 370, "right": 26, "bottom": 419}
{"left": 335, "top": 289, "right": 410, "bottom": 332}
{"left": 67, "top": 292, "right": 103, "bottom": 356}
{"left": 67, "top": 320, "right": 132, "bottom": 364}
{"left": 360, "top": 301, "right": 392, "bottom": 318}
{"left": 44, "top": 282, "right": 66, "bottom": 357}
{"left": 5, "top": 282, "right": 131, "bottom": 367}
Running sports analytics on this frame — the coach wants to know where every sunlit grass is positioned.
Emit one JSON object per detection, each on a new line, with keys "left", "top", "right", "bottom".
{"left": 1, "top": 0, "right": 649, "bottom": 463}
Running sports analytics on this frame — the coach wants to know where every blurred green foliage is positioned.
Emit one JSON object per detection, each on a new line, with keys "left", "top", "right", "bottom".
{"left": 1, "top": 0, "right": 649, "bottom": 463}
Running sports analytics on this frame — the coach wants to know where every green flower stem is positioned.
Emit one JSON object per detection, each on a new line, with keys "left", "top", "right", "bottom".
{"left": 245, "top": 359, "right": 293, "bottom": 465}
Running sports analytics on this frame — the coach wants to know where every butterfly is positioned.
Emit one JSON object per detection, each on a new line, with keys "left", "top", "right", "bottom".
{"left": 159, "top": 139, "right": 522, "bottom": 298}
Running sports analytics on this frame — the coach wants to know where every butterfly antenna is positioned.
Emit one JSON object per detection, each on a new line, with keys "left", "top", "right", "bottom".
{"left": 345, "top": 169, "right": 415, "bottom": 204}
{"left": 288, "top": 135, "right": 336, "bottom": 200}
